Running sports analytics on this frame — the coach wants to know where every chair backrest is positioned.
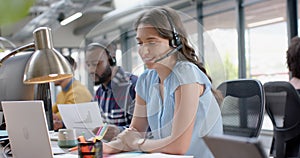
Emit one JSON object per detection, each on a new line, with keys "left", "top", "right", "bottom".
{"left": 217, "top": 79, "right": 265, "bottom": 138}
{"left": 263, "top": 81, "right": 300, "bottom": 158}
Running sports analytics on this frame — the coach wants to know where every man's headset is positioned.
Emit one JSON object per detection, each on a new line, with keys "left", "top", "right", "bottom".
{"left": 87, "top": 42, "right": 117, "bottom": 66}
{"left": 154, "top": 9, "right": 183, "bottom": 63}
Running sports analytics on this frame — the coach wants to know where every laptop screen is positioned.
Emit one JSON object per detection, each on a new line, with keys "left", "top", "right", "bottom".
{"left": 2, "top": 100, "right": 53, "bottom": 158}
{"left": 204, "top": 135, "right": 267, "bottom": 158}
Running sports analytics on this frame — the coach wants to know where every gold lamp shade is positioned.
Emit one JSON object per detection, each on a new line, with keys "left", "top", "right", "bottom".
{"left": 23, "top": 27, "right": 73, "bottom": 84}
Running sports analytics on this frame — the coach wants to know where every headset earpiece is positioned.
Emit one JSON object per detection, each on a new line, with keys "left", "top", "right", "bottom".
{"left": 161, "top": 9, "right": 182, "bottom": 48}
{"left": 87, "top": 43, "right": 116, "bottom": 66}
{"left": 109, "top": 56, "right": 116, "bottom": 66}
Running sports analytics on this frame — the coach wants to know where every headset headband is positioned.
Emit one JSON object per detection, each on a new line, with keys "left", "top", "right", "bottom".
{"left": 161, "top": 9, "right": 182, "bottom": 48}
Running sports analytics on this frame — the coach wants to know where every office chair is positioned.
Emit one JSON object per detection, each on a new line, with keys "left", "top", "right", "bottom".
{"left": 217, "top": 79, "right": 265, "bottom": 138}
{"left": 264, "top": 81, "right": 300, "bottom": 158}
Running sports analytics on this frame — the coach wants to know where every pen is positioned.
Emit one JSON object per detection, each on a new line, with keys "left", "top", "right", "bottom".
{"left": 68, "top": 146, "right": 78, "bottom": 152}
{"left": 68, "top": 132, "right": 86, "bottom": 152}
{"left": 78, "top": 135, "right": 92, "bottom": 158}
{"left": 99, "top": 123, "right": 108, "bottom": 138}
{"left": 89, "top": 123, "right": 107, "bottom": 151}
{"left": 95, "top": 126, "right": 103, "bottom": 137}
{"left": 90, "top": 123, "right": 108, "bottom": 152}
{"left": 91, "top": 134, "right": 106, "bottom": 153}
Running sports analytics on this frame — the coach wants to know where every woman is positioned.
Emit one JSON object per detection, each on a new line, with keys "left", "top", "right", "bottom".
{"left": 103, "top": 7, "right": 223, "bottom": 158}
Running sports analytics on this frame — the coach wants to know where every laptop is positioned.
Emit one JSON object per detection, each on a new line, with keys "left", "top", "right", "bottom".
{"left": 57, "top": 102, "right": 103, "bottom": 139}
{"left": 203, "top": 135, "right": 268, "bottom": 158}
{"left": 2, "top": 100, "right": 65, "bottom": 158}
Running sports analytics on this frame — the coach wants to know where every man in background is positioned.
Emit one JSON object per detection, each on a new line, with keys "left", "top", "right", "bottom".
{"left": 52, "top": 55, "right": 93, "bottom": 130}
{"left": 85, "top": 39, "right": 138, "bottom": 141}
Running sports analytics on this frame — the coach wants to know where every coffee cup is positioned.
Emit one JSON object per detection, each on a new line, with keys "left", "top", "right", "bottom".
{"left": 57, "top": 129, "right": 78, "bottom": 148}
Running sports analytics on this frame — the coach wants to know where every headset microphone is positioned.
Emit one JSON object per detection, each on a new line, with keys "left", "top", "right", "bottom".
{"left": 154, "top": 44, "right": 182, "bottom": 63}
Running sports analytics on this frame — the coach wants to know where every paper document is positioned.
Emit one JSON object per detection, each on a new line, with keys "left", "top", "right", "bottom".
{"left": 57, "top": 102, "right": 103, "bottom": 138}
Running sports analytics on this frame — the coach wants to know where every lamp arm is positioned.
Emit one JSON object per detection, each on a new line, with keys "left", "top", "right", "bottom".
{"left": 0, "top": 37, "right": 17, "bottom": 49}
{"left": 0, "top": 43, "right": 34, "bottom": 66}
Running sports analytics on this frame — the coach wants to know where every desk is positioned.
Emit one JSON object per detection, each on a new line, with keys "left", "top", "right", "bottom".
{"left": 53, "top": 152, "right": 193, "bottom": 158}
{"left": 0, "top": 140, "right": 193, "bottom": 158}
{"left": 48, "top": 134, "right": 193, "bottom": 158}
{"left": 55, "top": 152, "right": 194, "bottom": 158}
{"left": 65, "top": 144, "right": 194, "bottom": 158}
{"left": 104, "top": 152, "right": 193, "bottom": 158}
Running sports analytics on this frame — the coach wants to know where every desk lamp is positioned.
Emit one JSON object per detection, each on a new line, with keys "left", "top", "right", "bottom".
{"left": 0, "top": 27, "right": 73, "bottom": 130}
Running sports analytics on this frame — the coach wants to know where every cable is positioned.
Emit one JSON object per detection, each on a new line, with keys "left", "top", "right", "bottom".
{"left": 2, "top": 142, "right": 10, "bottom": 158}
{"left": 0, "top": 37, "right": 16, "bottom": 50}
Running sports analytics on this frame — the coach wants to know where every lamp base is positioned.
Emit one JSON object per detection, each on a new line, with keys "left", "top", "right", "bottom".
{"left": 34, "top": 83, "right": 53, "bottom": 130}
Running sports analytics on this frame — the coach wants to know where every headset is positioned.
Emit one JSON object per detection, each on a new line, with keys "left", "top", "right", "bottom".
{"left": 161, "top": 9, "right": 182, "bottom": 48}
{"left": 87, "top": 42, "right": 117, "bottom": 66}
{"left": 154, "top": 9, "right": 183, "bottom": 63}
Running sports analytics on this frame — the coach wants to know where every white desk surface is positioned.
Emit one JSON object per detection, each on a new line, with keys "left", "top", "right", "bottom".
{"left": 48, "top": 132, "right": 193, "bottom": 158}
{"left": 64, "top": 144, "right": 194, "bottom": 158}
{"left": 55, "top": 152, "right": 193, "bottom": 158}
{"left": 0, "top": 140, "right": 193, "bottom": 158}
{"left": 53, "top": 152, "right": 193, "bottom": 158}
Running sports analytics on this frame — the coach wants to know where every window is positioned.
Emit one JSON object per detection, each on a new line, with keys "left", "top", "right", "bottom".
{"left": 203, "top": 1, "right": 237, "bottom": 87}
{"left": 244, "top": 0, "right": 288, "bottom": 83}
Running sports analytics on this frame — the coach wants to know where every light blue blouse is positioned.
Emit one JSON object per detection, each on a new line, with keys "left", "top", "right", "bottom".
{"left": 136, "top": 61, "right": 223, "bottom": 158}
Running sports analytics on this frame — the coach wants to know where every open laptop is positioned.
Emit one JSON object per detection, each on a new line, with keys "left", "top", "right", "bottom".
{"left": 57, "top": 102, "right": 103, "bottom": 139}
{"left": 203, "top": 135, "right": 268, "bottom": 158}
{"left": 2, "top": 100, "right": 65, "bottom": 158}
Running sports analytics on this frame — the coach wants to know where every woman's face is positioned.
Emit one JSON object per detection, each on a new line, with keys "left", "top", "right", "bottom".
{"left": 136, "top": 24, "right": 172, "bottom": 69}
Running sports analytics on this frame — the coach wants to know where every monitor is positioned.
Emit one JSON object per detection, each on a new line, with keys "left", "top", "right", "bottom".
{"left": 0, "top": 52, "right": 35, "bottom": 108}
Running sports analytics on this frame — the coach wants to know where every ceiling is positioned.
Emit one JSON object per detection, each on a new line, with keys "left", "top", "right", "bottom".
{"left": 0, "top": 0, "right": 290, "bottom": 49}
{"left": 0, "top": 0, "right": 195, "bottom": 49}
{"left": 0, "top": 0, "right": 114, "bottom": 47}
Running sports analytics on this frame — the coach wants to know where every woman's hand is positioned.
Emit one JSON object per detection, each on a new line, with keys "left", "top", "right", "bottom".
{"left": 103, "top": 139, "right": 123, "bottom": 154}
{"left": 122, "top": 128, "right": 144, "bottom": 151}
{"left": 104, "top": 129, "right": 133, "bottom": 153}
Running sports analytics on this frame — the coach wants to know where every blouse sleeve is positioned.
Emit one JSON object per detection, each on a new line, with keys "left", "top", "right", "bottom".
{"left": 169, "top": 62, "right": 212, "bottom": 94}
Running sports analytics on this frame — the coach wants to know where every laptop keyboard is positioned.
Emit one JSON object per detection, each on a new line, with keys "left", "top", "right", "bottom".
{"left": 49, "top": 131, "right": 59, "bottom": 141}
